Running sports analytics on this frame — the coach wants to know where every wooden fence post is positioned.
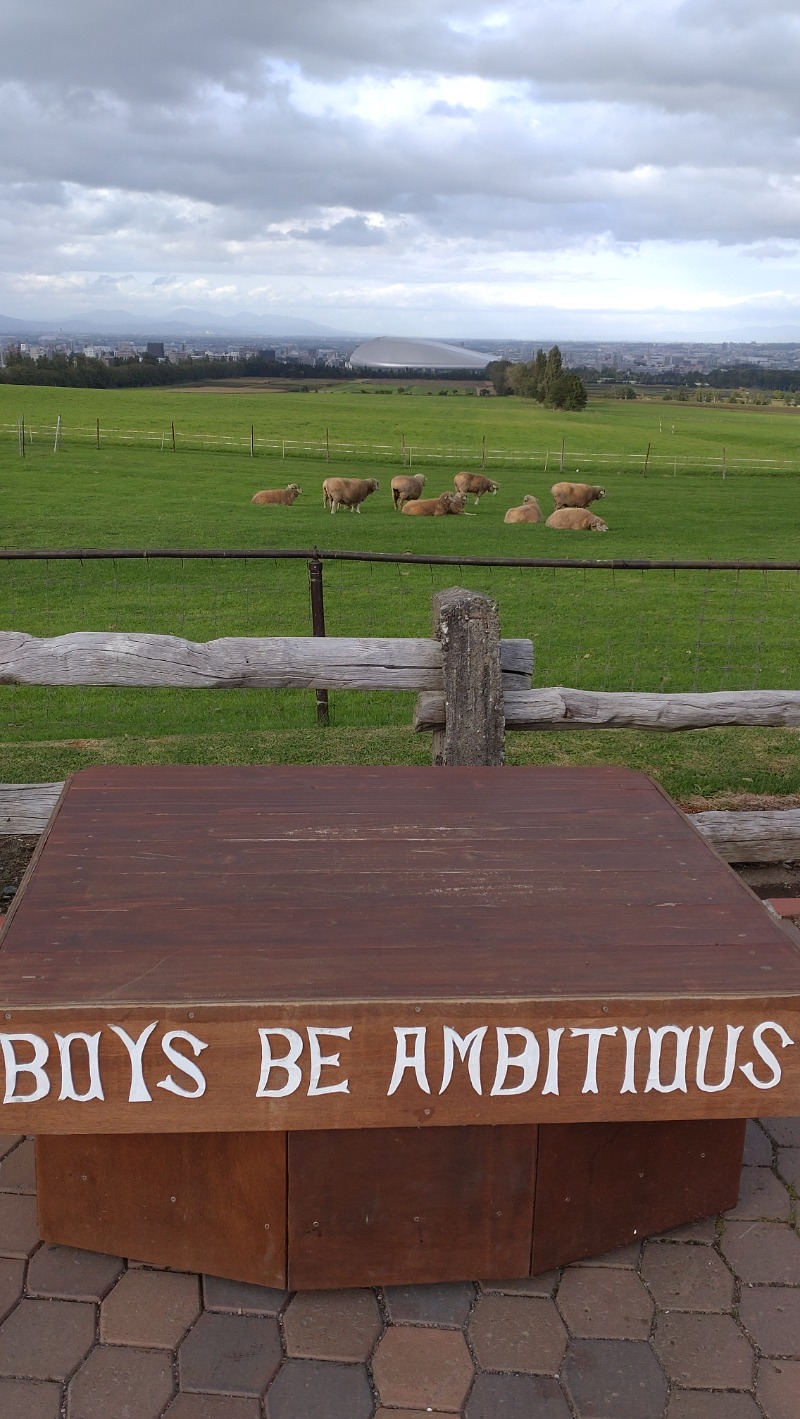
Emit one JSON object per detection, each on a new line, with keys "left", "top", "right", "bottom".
{"left": 431, "top": 587, "right": 504, "bottom": 766}
{"left": 308, "top": 553, "right": 330, "bottom": 726}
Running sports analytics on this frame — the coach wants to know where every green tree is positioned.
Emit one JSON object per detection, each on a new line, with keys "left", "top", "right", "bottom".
{"left": 543, "top": 345, "right": 563, "bottom": 403}
{"left": 549, "top": 372, "right": 588, "bottom": 411}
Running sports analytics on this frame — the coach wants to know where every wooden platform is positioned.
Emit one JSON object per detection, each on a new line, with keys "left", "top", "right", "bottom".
{"left": 1, "top": 765, "right": 798, "bottom": 1286}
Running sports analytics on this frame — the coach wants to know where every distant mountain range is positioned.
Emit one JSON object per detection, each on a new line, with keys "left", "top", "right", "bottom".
{"left": 0, "top": 307, "right": 360, "bottom": 339}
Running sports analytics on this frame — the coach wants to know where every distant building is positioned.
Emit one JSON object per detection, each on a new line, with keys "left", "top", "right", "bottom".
{"left": 146, "top": 342, "right": 165, "bottom": 358}
{"left": 350, "top": 336, "right": 497, "bottom": 370}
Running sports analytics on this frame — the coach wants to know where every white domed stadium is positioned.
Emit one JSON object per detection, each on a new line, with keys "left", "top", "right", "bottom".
{"left": 350, "top": 336, "right": 495, "bottom": 370}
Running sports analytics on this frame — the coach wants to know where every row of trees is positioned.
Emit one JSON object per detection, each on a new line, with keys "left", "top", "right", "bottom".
{"left": 487, "top": 347, "right": 588, "bottom": 410}
{"left": 0, "top": 349, "right": 350, "bottom": 389}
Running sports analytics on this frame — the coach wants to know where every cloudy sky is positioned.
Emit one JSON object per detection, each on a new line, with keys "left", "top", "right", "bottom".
{"left": 2, "top": 0, "right": 800, "bottom": 338}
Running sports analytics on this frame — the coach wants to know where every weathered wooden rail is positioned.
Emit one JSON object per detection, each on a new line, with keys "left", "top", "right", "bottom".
{"left": 2, "top": 589, "right": 799, "bottom": 860}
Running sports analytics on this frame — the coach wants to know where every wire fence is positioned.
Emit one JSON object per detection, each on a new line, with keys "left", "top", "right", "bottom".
{"left": 2, "top": 549, "right": 800, "bottom": 741}
{"left": 3, "top": 417, "right": 798, "bottom": 477}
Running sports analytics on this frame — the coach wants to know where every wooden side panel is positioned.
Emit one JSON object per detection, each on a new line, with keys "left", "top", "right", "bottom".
{"left": 288, "top": 1124, "right": 537, "bottom": 1290}
{"left": 531, "top": 1117, "right": 746, "bottom": 1273}
{"left": 36, "top": 1132, "right": 287, "bottom": 1287}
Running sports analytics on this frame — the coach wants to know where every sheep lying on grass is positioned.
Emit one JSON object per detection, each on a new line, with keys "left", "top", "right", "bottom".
{"left": 251, "top": 484, "right": 302, "bottom": 505}
{"left": 402, "top": 492, "right": 466, "bottom": 516}
{"left": 504, "top": 495, "right": 543, "bottom": 524}
{"left": 546, "top": 508, "right": 609, "bottom": 532}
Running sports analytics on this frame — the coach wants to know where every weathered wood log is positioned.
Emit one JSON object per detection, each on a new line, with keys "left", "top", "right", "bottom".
{"left": 0, "top": 783, "right": 63, "bottom": 834}
{"left": 691, "top": 811, "right": 800, "bottom": 864}
{"left": 414, "top": 686, "right": 800, "bottom": 733}
{"left": 432, "top": 587, "right": 504, "bottom": 767}
{"left": 0, "top": 631, "right": 532, "bottom": 693}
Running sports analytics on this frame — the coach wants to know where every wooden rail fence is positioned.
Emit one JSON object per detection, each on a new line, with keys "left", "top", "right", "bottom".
{"left": 1, "top": 588, "right": 799, "bottom": 861}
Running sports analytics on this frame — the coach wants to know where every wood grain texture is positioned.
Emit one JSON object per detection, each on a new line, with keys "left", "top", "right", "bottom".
{"left": 531, "top": 1118, "right": 746, "bottom": 1272}
{"left": 415, "top": 686, "right": 800, "bottom": 731}
{"left": 36, "top": 1131, "right": 288, "bottom": 1285}
{"left": 0, "top": 630, "right": 532, "bottom": 691}
{"left": 287, "top": 1125, "right": 537, "bottom": 1288}
{"left": 432, "top": 588, "right": 504, "bottom": 767}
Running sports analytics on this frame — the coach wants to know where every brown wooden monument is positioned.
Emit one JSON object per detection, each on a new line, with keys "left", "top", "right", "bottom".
{"left": 1, "top": 763, "right": 799, "bottom": 1288}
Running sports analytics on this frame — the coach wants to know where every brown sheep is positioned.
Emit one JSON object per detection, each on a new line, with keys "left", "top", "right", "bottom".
{"left": 402, "top": 492, "right": 465, "bottom": 516}
{"left": 504, "top": 495, "right": 543, "bottom": 525}
{"left": 551, "top": 480, "right": 605, "bottom": 510}
{"left": 546, "top": 508, "right": 609, "bottom": 532}
{"left": 453, "top": 472, "right": 499, "bottom": 505}
{"left": 391, "top": 473, "right": 426, "bottom": 510}
{"left": 251, "top": 484, "right": 302, "bottom": 506}
{"left": 322, "top": 477, "right": 379, "bottom": 514}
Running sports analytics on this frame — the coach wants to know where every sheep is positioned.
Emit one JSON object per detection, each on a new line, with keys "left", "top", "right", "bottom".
{"left": 402, "top": 492, "right": 465, "bottom": 516}
{"left": 250, "top": 484, "right": 302, "bottom": 506}
{"left": 391, "top": 473, "right": 426, "bottom": 510}
{"left": 322, "top": 477, "right": 379, "bottom": 514}
{"left": 453, "top": 472, "right": 499, "bottom": 505}
{"left": 546, "top": 508, "right": 609, "bottom": 532}
{"left": 550, "top": 480, "right": 605, "bottom": 510}
{"left": 503, "top": 495, "right": 543, "bottom": 525}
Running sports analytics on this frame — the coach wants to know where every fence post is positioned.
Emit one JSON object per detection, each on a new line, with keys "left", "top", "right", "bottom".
{"left": 18, "top": 417, "right": 25, "bottom": 458}
{"left": 96, "top": 418, "right": 101, "bottom": 450}
{"left": 171, "top": 421, "right": 176, "bottom": 453}
{"left": 643, "top": 442, "right": 651, "bottom": 478}
{"left": 482, "top": 433, "right": 486, "bottom": 470}
{"left": 560, "top": 436, "right": 565, "bottom": 473}
{"left": 53, "top": 416, "right": 61, "bottom": 453}
{"left": 325, "top": 428, "right": 330, "bottom": 462}
{"left": 308, "top": 552, "right": 330, "bottom": 726}
{"left": 431, "top": 587, "right": 504, "bottom": 767}
{"left": 722, "top": 447, "right": 727, "bottom": 480}
{"left": 250, "top": 425, "right": 255, "bottom": 458}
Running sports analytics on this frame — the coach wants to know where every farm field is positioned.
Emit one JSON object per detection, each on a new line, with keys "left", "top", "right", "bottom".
{"left": 2, "top": 382, "right": 800, "bottom": 801}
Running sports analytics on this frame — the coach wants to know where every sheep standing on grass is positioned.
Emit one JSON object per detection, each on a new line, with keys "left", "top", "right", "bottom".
{"left": 551, "top": 480, "right": 605, "bottom": 510}
{"left": 251, "top": 484, "right": 302, "bottom": 505}
{"left": 546, "top": 508, "right": 609, "bottom": 532}
{"left": 453, "top": 472, "right": 499, "bottom": 505}
{"left": 391, "top": 474, "right": 426, "bottom": 510}
{"left": 322, "top": 477, "right": 379, "bottom": 514}
{"left": 504, "top": 496, "right": 543, "bottom": 524}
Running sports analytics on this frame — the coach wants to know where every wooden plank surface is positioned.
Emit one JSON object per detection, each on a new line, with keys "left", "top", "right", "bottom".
{"left": 1, "top": 765, "right": 799, "bottom": 1132}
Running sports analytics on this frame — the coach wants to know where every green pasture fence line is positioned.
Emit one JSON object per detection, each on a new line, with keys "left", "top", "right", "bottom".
{"left": 4, "top": 419, "right": 800, "bottom": 477}
{"left": 3, "top": 548, "right": 800, "bottom": 736}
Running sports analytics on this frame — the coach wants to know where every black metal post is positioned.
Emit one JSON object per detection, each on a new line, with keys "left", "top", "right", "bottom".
{"left": 308, "top": 552, "right": 330, "bottom": 725}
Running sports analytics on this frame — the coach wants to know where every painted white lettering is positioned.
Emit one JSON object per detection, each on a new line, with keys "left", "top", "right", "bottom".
{"left": 645, "top": 1026, "right": 692, "bottom": 1094}
{"left": 257, "top": 1028, "right": 304, "bottom": 1098}
{"left": 307, "top": 1026, "right": 351, "bottom": 1097}
{"left": 55, "top": 1031, "right": 104, "bottom": 1103}
{"left": 109, "top": 1021, "right": 158, "bottom": 1102}
{"left": 570, "top": 1027, "right": 618, "bottom": 1095}
{"left": 542, "top": 1027, "right": 564, "bottom": 1097}
{"left": 387, "top": 1027, "right": 430, "bottom": 1096}
{"left": 696, "top": 1025, "right": 743, "bottom": 1094}
{"left": 439, "top": 1026, "right": 486, "bottom": 1096}
{"left": 739, "top": 1021, "right": 795, "bottom": 1090}
{"left": 156, "top": 1030, "right": 208, "bottom": 1099}
{"left": 491, "top": 1028, "right": 540, "bottom": 1097}
{"left": 0, "top": 1033, "right": 51, "bottom": 1104}
{"left": 621, "top": 1026, "right": 641, "bottom": 1095}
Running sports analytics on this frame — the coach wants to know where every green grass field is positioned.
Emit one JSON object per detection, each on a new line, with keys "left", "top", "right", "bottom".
{"left": 2, "top": 382, "right": 800, "bottom": 801}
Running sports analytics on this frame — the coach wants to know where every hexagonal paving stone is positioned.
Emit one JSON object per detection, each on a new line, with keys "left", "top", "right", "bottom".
{"left": 479, "top": 1272, "right": 559, "bottom": 1296}
{"left": 562, "top": 1339, "right": 668, "bottom": 1419}
{"left": 725, "top": 1166, "right": 792, "bottom": 1221}
{"left": 465, "top": 1371, "right": 573, "bottom": 1418}
{"left": 101, "top": 1269, "right": 201, "bottom": 1348}
{"left": 179, "top": 1312, "right": 282, "bottom": 1397}
{"left": 202, "top": 1275, "right": 289, "bottom": 1315}
{"left": 743, "top": 1120, "right": 772, "bottom": 1167}
{"left": 0, "top": 1257, "right": 24, "bottom": 1323}
{"left": 0, "top": 1136, "right": 25, "bottom": 1161}
{"left": 739, "top": 1287, "right": 800, "bottom": 1357}
{"left": 760, "top": 1118, "right": 800, "bottom": 1148}
{"left": 383, "top": 1282, "right": 475, "bottom": 1327}
{"left": 264, "top": 1359, "right": 374, "bottom": 1419}
{"left": 0, "top": 1194, "right": 40, "bottom": 1258}
{"left": 654, "top": 1312, "right": 754, "bottom": 1389}
{"left": 720, "top": 1221, "right": 800, "bottom": 1285}
{"left": 573, "top": 1243, "right": 642, "bottom": 1269}
{"left": 27, "top": 1244, "right": 124, "bottom": 1301}
{"left": 557, "top": 1267, "right": 653, "bottom": 1340}
{"left": 652, "top": 1217, "right": 717, "bottom": 1244}
{"left": 666, "top": 1392, "right": 762, "bottom": 1418}
{"left": 0, "top": 1377, "right": 62, "bottom": 1419}
{"left": 469, "top": 1294, "right": 568, "bottom": 1375}
{"left": 283, "top": 1289, "right": 382, "bottom": 1362}
{"left": 777, "top": 1148, "right": 800, "bottom": 1190}
{"left": 67, "top": 1344, "right": 174, "bottom": 1419}
{"left": 164, "top": 1396, "right": 262, "bottom": 1418}
{"left": 372, "top": 1327, "right": 474, "bottom": 1411}
{"left": 641, "top": 1241, "right": 734, "bottom": 1312}
{"left": 0, "top": 1298, "right": 96, "bottom": 1381}
{"left": 0, "top": 1138, "right": 36, "bottom": 1193}
{"left": 757, "top": 1358, "right": 800, "bottom": 1419}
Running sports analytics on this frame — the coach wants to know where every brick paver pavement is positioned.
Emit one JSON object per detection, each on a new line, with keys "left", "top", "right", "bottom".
{"left": 0, "top": 1119, "right": 797, "bottom": 1418}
